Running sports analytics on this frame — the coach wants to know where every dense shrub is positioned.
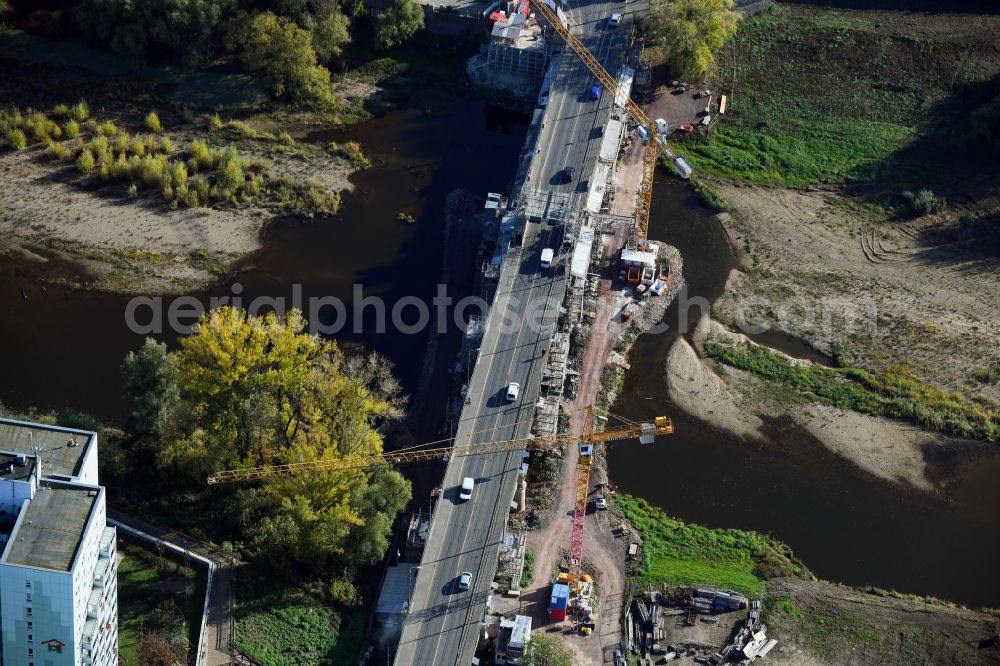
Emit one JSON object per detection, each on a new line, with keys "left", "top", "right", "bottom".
{"left": 188, "top": 139, "right": 216, "bottom": 170}
{"left": 145, "top": 111, "right": 162, "bottom": 132}
{"left": 63, "top": 120, "right": 80, "bottom": 138}
{"left": 46, "top": 141, "right": 70, "bottom": 160}
{"left": 77, "top": 148, "right": 96, "bottom": 173}
{"left": 902, "top": 189, "right": 944, "bottom": 217}
{"left": 98, "top": 120, "right": 117, "bottom": 137}
{"left": 132, "top": 134, "right": 147, "bottom": 157}
{"left": 8, "top": 128, "right": 26, "bottom": 150}
{"left": 26, "top": 112, "right": 59, "bottom": 141}
{"left": 327, "top": 141, "right": 370, "bottom": 168}
{"left": 72, "top": 100, "right": 89, "bottom": 122}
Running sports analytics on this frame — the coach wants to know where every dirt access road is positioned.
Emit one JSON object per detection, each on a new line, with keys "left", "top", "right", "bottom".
{"left": 521, "top": 225, "right": 630, "bottom": 666}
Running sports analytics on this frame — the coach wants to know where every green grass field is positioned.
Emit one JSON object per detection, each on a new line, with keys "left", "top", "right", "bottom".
{"left": 617, "top": 496, "right": 804, "bottom": 597}
{"left": 117, "top": 544, "right": 202, "bottom": 666}
{"left": 682, "top": 4, "right": 992, "bottom": 186}
{"left": 233, "top": 571, "right": 364, "bottom": 666}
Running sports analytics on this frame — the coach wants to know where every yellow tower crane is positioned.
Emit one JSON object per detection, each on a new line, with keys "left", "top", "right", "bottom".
{"left": 207, "top": 408, "right": 672, "bottom": 605}
{"left": 207, "top": 408, "right": 672, "bottom": 485}
{"left": 531, "top": 0, "right": 692, "bottom": 250}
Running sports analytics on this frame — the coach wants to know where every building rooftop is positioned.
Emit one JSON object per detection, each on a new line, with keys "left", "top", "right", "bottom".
{"left": 376, "top": 564, "right": 416, "bottom": 622}
{"left": 0, "top": 452, "right": 36, "bottom": 482}
{"left": 0, "top": 419, "right": 94, "bottom": 479}
{"left": 4, "top": 482, "right": 97, "bottom": 571}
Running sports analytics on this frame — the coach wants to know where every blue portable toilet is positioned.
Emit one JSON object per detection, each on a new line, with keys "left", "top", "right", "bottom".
{"left": 549, "top": 583, "right": 570, "bottom": 620}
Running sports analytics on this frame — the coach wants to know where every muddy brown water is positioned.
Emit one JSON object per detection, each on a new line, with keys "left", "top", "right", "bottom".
{"left": 607, "top": 178, "right": 1000, "bottom": 608}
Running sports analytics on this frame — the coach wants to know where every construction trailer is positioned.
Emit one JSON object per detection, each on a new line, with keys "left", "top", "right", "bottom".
{"left": 496, "top": 614, "right": 532, "bottom": 665}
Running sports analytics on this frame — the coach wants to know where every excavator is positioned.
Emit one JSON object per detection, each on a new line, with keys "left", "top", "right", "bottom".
{"left": 531, "top": 0, "right": 692, "bottom": 251}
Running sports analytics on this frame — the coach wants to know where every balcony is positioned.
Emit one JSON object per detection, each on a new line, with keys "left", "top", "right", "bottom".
{"left": 87, "top": 588, "right": 101, "bottom": 620}
{"left": 98, "top": 526, "right": 115, "bottom": 559}
{"left": 92, "top": 557, "right": 110, "bottom": 589}
{"left": 82, "top": 619, "right": 96, "bottom": 649}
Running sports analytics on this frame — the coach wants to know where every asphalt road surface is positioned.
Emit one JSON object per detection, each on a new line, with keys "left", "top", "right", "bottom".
{"left": 392, "top": 2, "right": 636, "bottom": 663}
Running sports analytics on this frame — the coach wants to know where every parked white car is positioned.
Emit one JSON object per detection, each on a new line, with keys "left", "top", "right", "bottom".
{"left": 506, "top": 382, "right": 520, "bottom": 402}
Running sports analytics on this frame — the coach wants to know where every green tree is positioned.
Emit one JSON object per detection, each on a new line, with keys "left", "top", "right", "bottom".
{"left": 522, "top": 634, "right": 573, "bottom": 666}
{"left": 645, "top": 0, "right": 738, "bottom": 79}
{"left": 224, "top": 11, "right": 334, "bottom": 104}
{"left": 73, "top": 0, "right": 234, "bottom": 67}
{"left": 154, "top": 307, "right": 409, "bottom": 570}
{"left": 310, "top": 11, "right": 351, "bottom": 64}
{"left": 374, "top": 0, "right": 424, "bottom": 49}
{"left": 344, "top": 465, "right": 411, "bottom": 564}
{"left": 121, "top": 338, "right": 178, "bottom": 438}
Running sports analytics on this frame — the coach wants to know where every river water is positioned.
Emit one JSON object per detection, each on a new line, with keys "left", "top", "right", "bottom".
{"left": 607, "top": 178, "right": 1000, "bottom": 608}
{"left": 1, "top": 103, "right": 997, "bottom": 607}
{"left": 0, "top": 102, "right": 528, "bottom": 422}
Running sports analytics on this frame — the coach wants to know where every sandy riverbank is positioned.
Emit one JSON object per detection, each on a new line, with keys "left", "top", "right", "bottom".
{"left": 710, "top": 182, "right": 1000, "bottom": 404}
{"left": 654, "top": 171, "right": 1000, "bottom": 491}
{"left": 661, "top": 313, "right": 966, "bottom": 491}
{"left": 0, "top": 138, "right": 358, "bottom": 294}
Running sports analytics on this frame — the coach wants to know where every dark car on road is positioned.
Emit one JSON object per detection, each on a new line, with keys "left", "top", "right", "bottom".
{"left": 563, "top": 166, "right": 576, "bottom": 183}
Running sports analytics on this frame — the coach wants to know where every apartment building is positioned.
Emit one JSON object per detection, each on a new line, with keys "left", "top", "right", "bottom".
{"left": 0, "top": 419, "right": 118, "bottom": 666}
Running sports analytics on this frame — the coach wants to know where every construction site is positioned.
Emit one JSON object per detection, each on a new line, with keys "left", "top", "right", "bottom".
{"left": 207, "top": 0, "right": 730, "bottom": 663}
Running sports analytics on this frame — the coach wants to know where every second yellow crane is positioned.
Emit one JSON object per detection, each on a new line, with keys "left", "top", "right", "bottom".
{"left": 532, "top": 0, "right": 692, "bottom": 251}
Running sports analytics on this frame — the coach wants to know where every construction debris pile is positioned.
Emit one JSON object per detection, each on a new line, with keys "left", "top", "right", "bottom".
{"left": 617, "top": 241, "right": 684, "bottom": 332}
{"left": 625, "top": 586, "right": 777, "bottom": 664}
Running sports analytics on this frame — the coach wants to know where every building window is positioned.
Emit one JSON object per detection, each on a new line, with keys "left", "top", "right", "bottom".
{"left": 25, "top": 607, "right": 31, "bottom": 617}
{"left": 27, "top": 621, "right": 32, "bottom": 629}
{"left": 27, "top": 648, "right": 33, "bottom": 657}
{"left": 25, "top": 592, "right": 31, "bottom": 602}
{"left": 24, "top": 581, "right": 31, "bottom": 589}
{"left": 27, "top": 634, "right": 32, "bottom": 642}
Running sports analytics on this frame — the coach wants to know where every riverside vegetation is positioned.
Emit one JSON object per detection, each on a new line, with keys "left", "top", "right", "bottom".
{"left": 680, "top": 3, "right": 1000, "bottom": 187}
{"left": 616, "top": 495, "right": 1000, "bottom": 666}
{"left": 110, "top": 308, "right": 413, "bottom": 663}
{"left": 704, "top": 337, "right": 1000, "bottom": 442}
{"left": 657, "top": 2, "right": 1000, "bottom": 445}
{"left": 1, "top": 104, "right": 340, "bottom": 215}
{"left": 0, "top": 0, "right": 450, "bottom": 294}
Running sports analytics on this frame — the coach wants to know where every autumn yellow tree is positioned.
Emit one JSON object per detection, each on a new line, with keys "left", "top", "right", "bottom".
{"left": 645, "top": 0, "right": 739, "bottom": 80}
{"left": 154, "top": 306, "right": 410, "bottom": 572}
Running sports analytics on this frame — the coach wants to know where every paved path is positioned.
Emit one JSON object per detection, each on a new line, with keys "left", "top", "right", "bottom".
{"left": 108, "top": 505, "right": 236, "bottom": 666}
